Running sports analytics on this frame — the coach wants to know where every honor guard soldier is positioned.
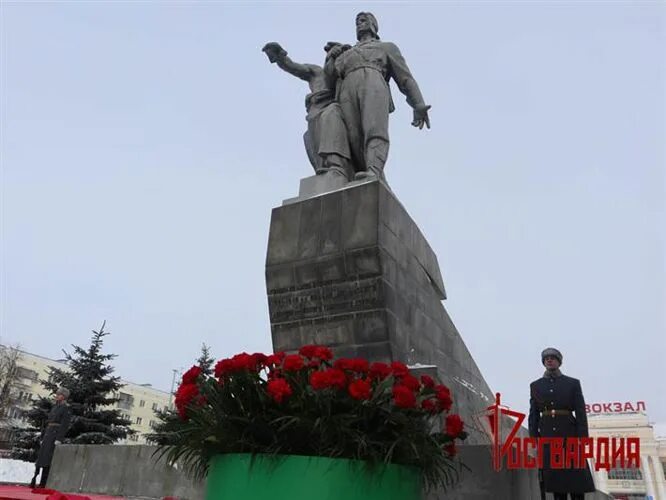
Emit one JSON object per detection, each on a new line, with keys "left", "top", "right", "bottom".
{"left": 529, "top": 348, "right": 595, "bottom": 500}
{"left": 30, "top": 386, "right": 72, "bottom": 489}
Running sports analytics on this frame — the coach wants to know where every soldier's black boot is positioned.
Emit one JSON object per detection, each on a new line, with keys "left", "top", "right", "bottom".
{"left": 38, "top": 466, "right": 50, "bottom": 488}
{"left": 29, "top": 466, "right": 39, "bottom": 489}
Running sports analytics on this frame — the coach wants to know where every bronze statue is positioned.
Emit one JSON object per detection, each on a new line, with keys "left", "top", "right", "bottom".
{"left": 263, "top": 41, "right": 352, "bottom": 180}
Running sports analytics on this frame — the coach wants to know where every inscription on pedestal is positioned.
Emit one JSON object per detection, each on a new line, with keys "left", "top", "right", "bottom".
{"left": 269, "top": 276, "right": 383, "bottom": 324}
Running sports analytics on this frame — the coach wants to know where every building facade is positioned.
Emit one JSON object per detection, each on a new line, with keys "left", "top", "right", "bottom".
{"left": 0, "top": 346, "right": 172, "bottom": 446}
{"left": 588, "top": 407, "right": 666, "bottom": 500}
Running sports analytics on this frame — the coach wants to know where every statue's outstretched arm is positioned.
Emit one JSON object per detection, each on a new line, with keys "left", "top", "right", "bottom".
{"left": 262, "top": 42, "right": 316, "bottom": 82}
{"left": 277, "top": 57, "right": 317, "bottom": 82}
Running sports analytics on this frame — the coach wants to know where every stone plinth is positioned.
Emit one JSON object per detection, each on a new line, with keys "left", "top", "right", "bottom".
{"left": 266, "top": 179, "right": 493, "bottom": 431}
{"left": 48, "top": 445, "right": 204, "bottom": 499}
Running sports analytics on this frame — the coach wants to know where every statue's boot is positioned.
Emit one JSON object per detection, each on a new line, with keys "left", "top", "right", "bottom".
{"left": 354, "top": 138, "right": 388, "bottom": 181}
{"left": 319, "top": 153, "right": 351, "bottom": 181}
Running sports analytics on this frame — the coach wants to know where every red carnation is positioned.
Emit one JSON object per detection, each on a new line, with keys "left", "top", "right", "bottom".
{"left": 307, "top": 359, "right": 322, "bottom": 369}
{"left": 252, "top": 353, "right": 268, "bottom": 367}
{"left": 390, "top": 361, "right": 409, "bottom": 378}
{"left": 420, "top": 375, "right": 435, "bottom": 388}
{"left": 282, "top": 354, "right": 304, "bottom": 371}
{"left": 400, "top": 374, "right": 421, "bottom": 391}
{"left": 335, "top": 358, "right": 369, "bottom": 374}
{"left": 181, "top": 366, "right": 202, "bottom": 385}
{"left": 231, "top": 352, "right": 256, "bottom": 371}
{"left": 214, "top": 358, "right": 235, "bottom": 378}
{"left": 392, "top": 384, "right": 416, "bottom": 408}
{"left": 265, "top": 352, "right": 285, "bottom": 367}
{"left": 310, "top": 368, "right": 347, "bottom": 390}
{"left": 421, "top": 398, "right": 438, "bottom": 413}
{"left": 435, "top": 384, "right": 453, "bottom": 411}
{"left": 299, "top": 345, "right": 333, "bottom": 360}
{"left": 310, "top": 370, "right": 329, "bottom": 390}
{"left": 348, "top": 378, "right": 372, "bottom": 401}
{"left": 314, "top": 346, "right": 333, "bottom": 361}
{"left": 325, "top": 368, "right": 347, "bottom": 389}
{"left": 299, "top": 345, "right": 319, "bottom": 358}
{"left": 446, "top": 414, "right": 464, "bottom": 437}
{"left": 369, "top": 362, "right": 392, "bottom": 380}
{"left": 333, "top": 358, "right": 352, "bottom": 371}
{"left": 267, "top": 378, "right": 292, "bottom": 403}
{"left": 350, "top": 358, "right": 369, "bottom": 373}
{"left": 174, "top": 383, "right": 199, "bottom": 420}
{"left": 444, "top": 442, "right": 457, "bottom": 457}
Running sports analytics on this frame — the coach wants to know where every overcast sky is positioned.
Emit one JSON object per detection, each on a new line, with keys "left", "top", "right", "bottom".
{"left": 1, "top": 2, "right": 664, "bottom": 427}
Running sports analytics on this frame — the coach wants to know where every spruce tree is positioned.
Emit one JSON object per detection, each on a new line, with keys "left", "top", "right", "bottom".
{"left": 146, "top": 343, "right": 213, "bottom": 445}
{"left": 9, "top": 397, "right": 50, "bottom": 462}
{"left": 11, "top": 322, "right": 134, "bottom": 460}
{"left": 196, "top": 343, "right": 214, "bottom": 377}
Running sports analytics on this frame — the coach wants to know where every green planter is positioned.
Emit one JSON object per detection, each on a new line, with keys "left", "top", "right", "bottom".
{"left": 205, "top": 453, "right": 422, "bottom": 500}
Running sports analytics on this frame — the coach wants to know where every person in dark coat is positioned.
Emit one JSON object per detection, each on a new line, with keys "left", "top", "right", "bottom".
{"left": 529, "top": 348, "right": 595, "bottom": 500}
{"left": 30, "top": 386, "right": 72, "bottom": 489}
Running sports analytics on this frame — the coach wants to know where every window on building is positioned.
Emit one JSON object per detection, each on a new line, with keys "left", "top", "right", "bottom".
{"left": 136, "top": 417, "right": 142, "bottom": 425}
{"left": 607, "top": 467, "right": 643, "bottom": 480}
{"left": 152, "top": 402, "right": 158, "bottom": 410}
{"left": 149, "top": 420, "right": 155, "bottom": 428}
{"left": 663, "top": 462, "right": 666, "bottom": 480}
{"left": 139, "top": 400, "right": 145, "bottom": 407}
{"left": 118, "top": 392, "right": 134, "bottom": 410}
{"left": 16, "top": 367, "right": 38, "bottom": 381}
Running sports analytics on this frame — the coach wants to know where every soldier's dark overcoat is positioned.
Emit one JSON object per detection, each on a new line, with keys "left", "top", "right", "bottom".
{"left": 35, "top": 403, "right": 71, "bottom": 467}
{"left": 528, "top": 372, "right": 595, "bottom": 494}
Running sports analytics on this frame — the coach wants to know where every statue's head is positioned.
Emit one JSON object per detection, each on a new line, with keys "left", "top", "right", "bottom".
{"left": 356, "top": 12, "right": 379, "bottom": 41}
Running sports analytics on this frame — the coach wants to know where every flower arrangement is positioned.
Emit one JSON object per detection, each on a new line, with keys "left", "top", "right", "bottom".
{"left": 160, "top": 345, "right": 467, "bottom": 490}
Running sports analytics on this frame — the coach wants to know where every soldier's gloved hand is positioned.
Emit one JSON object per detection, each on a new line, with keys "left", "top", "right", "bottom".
{"left": 412, "top": 104, "right": 431, "bottom": 130}
{"left": 262, "top": 42, "right": 287, "bottom": 63}
{"left": 55, "top": 440, "right": 62, "bottom": 445}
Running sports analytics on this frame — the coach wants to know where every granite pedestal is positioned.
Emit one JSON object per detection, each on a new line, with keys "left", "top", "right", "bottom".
{"left": 266, "top": 178, "right": 493, "bottom": 435}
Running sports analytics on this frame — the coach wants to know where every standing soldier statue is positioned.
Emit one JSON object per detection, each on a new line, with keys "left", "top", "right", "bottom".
{"left": 528, "top": 348, "right": 595, "bottom": 500}
{"left": 325, "top": 12, "right": 431, "bottom": 180}
{"left": 30, "top": 386, "right": 72, "bottom": 489}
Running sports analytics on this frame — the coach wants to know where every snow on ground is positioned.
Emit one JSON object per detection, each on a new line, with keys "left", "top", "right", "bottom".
{"left": 0, "top": 458, "right": 33, "bottom": 484}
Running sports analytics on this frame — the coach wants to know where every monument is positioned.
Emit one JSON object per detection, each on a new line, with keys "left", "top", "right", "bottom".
{"left": 263, "top": 12, "right": 493, "bottom": 434}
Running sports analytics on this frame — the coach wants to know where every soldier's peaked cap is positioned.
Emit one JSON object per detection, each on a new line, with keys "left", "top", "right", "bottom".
{"left": 541, "top": 347, "right": 563, "bottom": 365}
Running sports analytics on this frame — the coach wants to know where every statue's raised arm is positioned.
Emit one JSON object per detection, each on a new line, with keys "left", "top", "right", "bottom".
{"left": 262, "top": 42, "right": 318, "bottom": 82}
